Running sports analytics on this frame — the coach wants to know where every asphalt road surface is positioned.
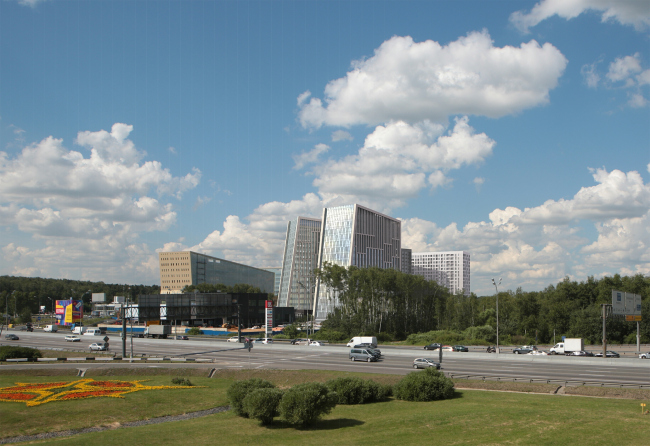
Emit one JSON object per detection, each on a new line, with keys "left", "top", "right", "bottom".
{"left": 2, "top": 331, "right": 649, "bottom": 387}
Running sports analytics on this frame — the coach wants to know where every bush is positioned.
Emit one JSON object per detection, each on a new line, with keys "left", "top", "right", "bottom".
{"left": 171, "top": 377, "right": 193, "bottom": 386}
{"left": 311, "top": 329, "right": 348, "bottom": 343}
{"left": 187, "top": 327, "right": 201, "bottom": 335}
{"left": 0, "top": 346, "right": 42, "bottom": 361}
{"left": 227, "top": 378, "right": 276, "bottom": 417}
{"left": 326, "top": 377, "right": 392, "bottom": 404}
{"left": 242, "top": 388, "right": 284, "bottom": 425}
{"left": 279, "top": 382, "right": 337, "bottom": 426}
{"left": 394, "top": 367, "right": 455, "bottom": 402}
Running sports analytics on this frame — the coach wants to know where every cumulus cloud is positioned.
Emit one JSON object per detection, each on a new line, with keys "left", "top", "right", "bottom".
{"left": 0, "top": 123, "right": 200, "bottom": 282}
{"left": 309, "top": 117, "right": 494, "bottom": 210}
{"left": 400, "top": 168, "right": 650, "bottom": 293}
{"left": 298, "top": 31, "right": 567, "bottom": 128}
{"left": 581, "top": 53, "right": 649, "bottom": 107}
{"left": 293, "top": 143, "right": 330, "bottom": 170}
{"left": 331, "top": 130, "right": 353, "bottom": 142}
{"left": 510, "top": 0, "right": 650, "bottom": 33}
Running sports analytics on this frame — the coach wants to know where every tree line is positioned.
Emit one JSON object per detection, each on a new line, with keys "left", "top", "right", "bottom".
{"left": 315, "top": 263, "right": 650, "bottom": 344}
{"left": 0, "top": 275, "right": 160, "bottom": 320}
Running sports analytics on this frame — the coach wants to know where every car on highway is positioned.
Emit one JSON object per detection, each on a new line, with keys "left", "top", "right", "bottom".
{"left": 639, "top": 352, "right": 650, "bottom": 359}
{"left": 594, "top": 351, "right": 620, "bottom": 358}
{"left": 291, "top": 338, "right": 310, "bottom": 345}
{"left": 513, "top": 345, "right": 537, "bottom": 354}
{"left": 175, "top": 335, "right": 189, "bottom": 340}
{"left": 309, "top": 341, "right": 323, "bottom": 346}
{"left": 253, "top": 338, "right": 273, "bottom": 344}
{"left": 413, "top": 358, "right": 441, "bottom": 369}
{"left": 89, "top": 343, "right": 106, "bottom": 351}
{"left": 65, "top": 335, "right": 81, "bottom": 342}
{"left": 5, "top": 334, "right": 19, "bottom": 340}
{"left": 349, "top": 348, "right": 378, "bottom": 362}
{"left": 566, "top": 350, "right": 594, "bottom": 356}
{"left": 227, "top": 336, "right": 241, "bottom": 342}
{"left": 424, "top": 343, "right": 441, "bottom": 350}
{"left": 453, "top": 345, "right": 468, "bottom": 352}
{"left": 354, "top": 344, "right": 382, "bottom": 358}
{"left": 528, "top": 350, "right": 548, "bottom": 355}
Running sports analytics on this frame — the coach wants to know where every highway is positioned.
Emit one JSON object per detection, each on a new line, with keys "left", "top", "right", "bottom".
{"left": 2, "top": 331, "right": 649, "bottom": 388}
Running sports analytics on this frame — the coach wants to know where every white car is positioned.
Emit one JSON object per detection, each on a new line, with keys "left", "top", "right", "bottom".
{"left": 65, "top": 335, "right": 81, "bottom": 342}
{"left": 227, "top": 336, "right": 241, "bottom": 343}
{"left": 527, "top": 350, "right": 548, "bottom": 355}
{"left": 309, "top": 341, "right": 323, "bottom": 346}
{"left": 89, "top": 343, "right": 106, "bottom": 351}
{"left": 253, "top": 338, "right": 273, "bottom": 344}
{"left": 639, "top": 352, "right": 650, "bottom": 359}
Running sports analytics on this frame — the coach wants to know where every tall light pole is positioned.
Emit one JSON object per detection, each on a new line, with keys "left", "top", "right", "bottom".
{"left": 492, "top": 278, "right": 502, "bottom": 354}
{"left": 47, "top": 297, "right": 53, "bottom": 325}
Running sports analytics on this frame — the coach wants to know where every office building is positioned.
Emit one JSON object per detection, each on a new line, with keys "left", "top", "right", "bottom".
{"left": 262, "top": 267, "right": 282, "bottom": 295}
{"left": 314, "top": 204, "right": 401, "bottom": 321}
{"left": 158, "top": 251, "right": 274, "bottom": 294}
{"left": 411, "top": 251, "right": 470, "bottom": 296}
{"left": 278, "top": 217, "right": 322, "bottom": 312}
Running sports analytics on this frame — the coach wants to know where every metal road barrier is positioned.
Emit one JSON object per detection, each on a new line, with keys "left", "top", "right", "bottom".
{"left": 445, "top": 372, "right": 650, "bottom": 389}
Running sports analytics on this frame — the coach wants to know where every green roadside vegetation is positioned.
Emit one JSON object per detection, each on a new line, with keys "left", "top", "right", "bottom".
{"left": 1, "top": 368, "right": 649, "bottom": 445}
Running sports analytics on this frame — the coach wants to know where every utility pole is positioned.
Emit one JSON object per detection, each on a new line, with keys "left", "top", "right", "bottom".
{"left": 601, "top": 303, "right": 611, "bottom": 358}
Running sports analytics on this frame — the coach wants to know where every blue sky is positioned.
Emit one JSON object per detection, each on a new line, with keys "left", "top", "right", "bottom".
{"left": 1, "top": 0, "right": 648, "bottom": 295}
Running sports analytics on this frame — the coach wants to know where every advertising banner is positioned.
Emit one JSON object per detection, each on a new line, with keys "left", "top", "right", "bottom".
{"left": 265, "top": 300, "right": 273, "bottom": 338}
{"left": 55, "top": 300, "right": 83, "bottom": 326}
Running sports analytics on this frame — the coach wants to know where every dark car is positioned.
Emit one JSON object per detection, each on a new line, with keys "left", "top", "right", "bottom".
{"left": 512, "top": 346, "right": 535, "bottom": 354}
{"left": 354, "top": 344, "right": 381, "bottom": 357}
{"left": 175, "top": 335, "right": 189, "bottom": 340}
{"left": 424, "top": 343, "right": 441, "bottom": 350}
{"left": 5, "top": 334, "right": 19, "bottom": 340}
{"left": 453, "top": 345, "right": 468, "bottom": 352}
{"left": 595, "top": 351, "right": 620, "bottom": 358}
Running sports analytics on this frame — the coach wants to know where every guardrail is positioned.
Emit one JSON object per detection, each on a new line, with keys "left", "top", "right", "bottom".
{"left": 446, "top": 373, "right": 650, "bottom": 389}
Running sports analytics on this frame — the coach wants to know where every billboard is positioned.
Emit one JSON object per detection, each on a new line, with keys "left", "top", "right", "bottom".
{"left": 611, "top": 290, "right": 642, "bottom": 320}
{"left": 265, "top": 300, "right": 273, "bottom": 337}
{"left": 55, "top": 300, "right": 83, "bottom": 326}
{"left": 92, "top": 293, "right": 106, "bottom": 303}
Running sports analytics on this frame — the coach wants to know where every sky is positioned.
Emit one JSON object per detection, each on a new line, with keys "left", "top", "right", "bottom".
{"left": 0, "top": 0, "right": 648, "bottom": 296}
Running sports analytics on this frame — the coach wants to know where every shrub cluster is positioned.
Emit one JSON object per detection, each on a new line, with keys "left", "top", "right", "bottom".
{"left": 394, "top": 367, "right": 455, "bottom": 402}
{"left": 0, "top": 346, "right": 42, "bottom": 361}
{"left": 325, "top": 377, "right": 391, "bottom": 405}
{"left": 278, "top": 382, "right": 338, "bottom": 426}
{"left": 242, "top": 388, "right": 284, "bottom": 425}
{"left": 226, "top": 378, "right": 275, "bottom": 417}
{"left": 187, "top": 327, "right": 201, "bottom": 335}
{"left": 171, "top": 377, "right": 193, "bottom": 386}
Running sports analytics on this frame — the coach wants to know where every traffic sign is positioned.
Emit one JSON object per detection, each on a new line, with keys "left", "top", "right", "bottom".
{"left": 103, "top": 336, "right": 110, "bottom": 342}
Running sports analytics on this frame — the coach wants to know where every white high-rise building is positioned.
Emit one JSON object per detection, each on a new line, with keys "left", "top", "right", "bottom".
{"left": 314, "top": 204, "right": 402, "bottom": 321}
{"left": 278, "top": 217, "right": 322, "bottom": 312}
{"left": 411, "top": 251, "right": 470, "bottom": 296}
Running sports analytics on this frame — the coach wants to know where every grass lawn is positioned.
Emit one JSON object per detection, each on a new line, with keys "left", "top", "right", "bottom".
{"left": 1, "top": 369, "right": 649, "bottom": 445}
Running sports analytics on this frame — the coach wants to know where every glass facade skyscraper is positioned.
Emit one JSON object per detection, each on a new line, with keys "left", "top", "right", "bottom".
{"left": 278, "top": 217, "right": 322, "bottom": 312}
{"left": 314, "top": 204, "right": 402, "bottom": 321}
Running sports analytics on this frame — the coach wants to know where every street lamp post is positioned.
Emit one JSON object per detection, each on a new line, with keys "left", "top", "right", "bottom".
{"left": 492, "top": 278, "right": 502, "bottom": 354}
{"left": 47, "top": 297, "right": 53, "bottom": 325}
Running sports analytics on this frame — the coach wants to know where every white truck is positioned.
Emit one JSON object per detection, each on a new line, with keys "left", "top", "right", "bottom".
{"left": 346, "top": 336, "right": 378, "bottom": 348}
{"left": 43, "top": 324, "right": 58, "bottom": 332}
{"left": 144, "top": 325, "right": 171, "bottom": 339}
{"left": 550, "top": 338, "right": 584, "bottom": 355}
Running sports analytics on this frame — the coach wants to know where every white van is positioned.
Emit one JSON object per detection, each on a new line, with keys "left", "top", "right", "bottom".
{"left": 72, "top": 326, "right": 87, "bottom": 335}
{"left": 83, "top": 328, "right": 103, "bottom": 336}
{"left": 43, "top": 324, "right": 58, "bottom": 332}
{"left": 346, "top": 336, "right": 377, "bottom": 348}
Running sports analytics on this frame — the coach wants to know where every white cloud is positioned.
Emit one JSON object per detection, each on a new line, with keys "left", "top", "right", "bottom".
{"left": 331, "top": 130, "right": 353, "bottom": 142}
{"left": 581, "top": 62, "right": 601, "bottom": 88}
{"left": 607, "top": 53, "right": 642, "bottom": 83}
{"left": 16, "top": 0, "right": 47, "bottom": 7}
{"left": 298, "top": 31, "right": 567, "bottom": 128}
{"left": 309, "top": 117, "right": 494, "bottom": 210}
{"left": 0, "top": 123, "right": 200, "bottom": 283}
{"left": 473, "top": 177, "right": 485, "bottom": 192}
{"left": 510, "top": 0, "right": 650, "bottom": 33}
{"left": 293, "top": 143, "right": 330, "bottom": 170}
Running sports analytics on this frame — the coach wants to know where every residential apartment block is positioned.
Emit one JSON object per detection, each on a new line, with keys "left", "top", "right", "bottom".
{"left": 411, "top": 251, "right": 470, "bottom": 296}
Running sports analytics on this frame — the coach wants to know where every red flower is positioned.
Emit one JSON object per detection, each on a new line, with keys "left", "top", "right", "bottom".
{"left": 0, "top": 392, "right": 37, "bottom": 400}
{"left": 61, "top": 390, "right": 122, "bottom": 400}
{"left": 89, "top": 381, "right": 133, "bottom": 388}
